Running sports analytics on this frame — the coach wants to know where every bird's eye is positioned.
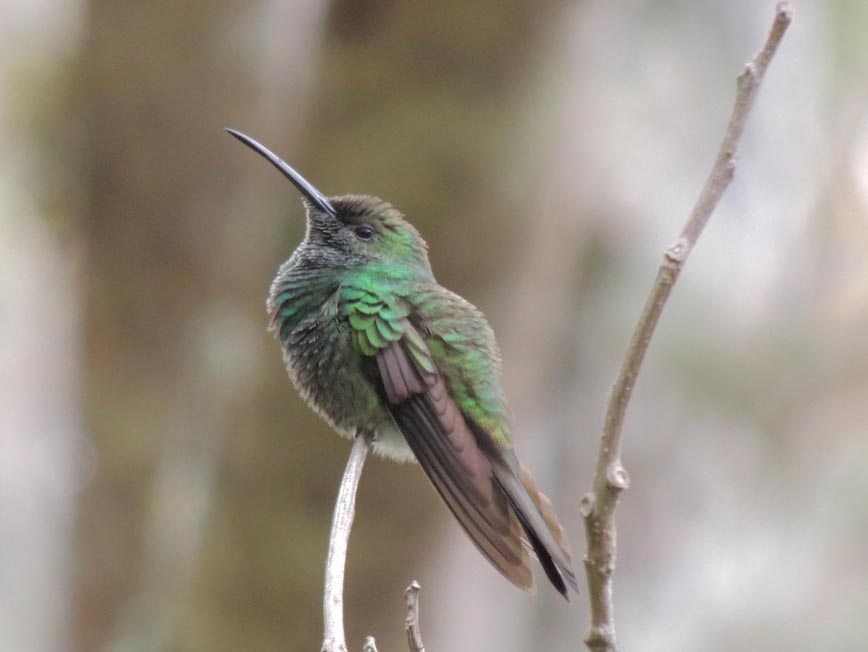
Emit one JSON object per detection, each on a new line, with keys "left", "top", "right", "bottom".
{"left": 354, "top": 225, "right": 376, "bottom": 241}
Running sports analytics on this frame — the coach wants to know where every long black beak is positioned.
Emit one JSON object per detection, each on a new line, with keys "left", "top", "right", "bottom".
{"left": 225, "top": 128, "right": 336, "bottom": 217}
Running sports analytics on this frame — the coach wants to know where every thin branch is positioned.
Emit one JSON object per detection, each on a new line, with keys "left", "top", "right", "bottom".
{"left": 579, "top": 4, "right": 792, "bottom": 652}
{"left": 322, "top": 434, "right": 371, "bottom": 652}
{"left": 404, "top": 581, "right": 426, "bottom": 652}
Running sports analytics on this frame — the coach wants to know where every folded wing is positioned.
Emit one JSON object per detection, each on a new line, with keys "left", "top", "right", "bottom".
{"left": 344, "top": 289, "right": 577, "bottom": 597}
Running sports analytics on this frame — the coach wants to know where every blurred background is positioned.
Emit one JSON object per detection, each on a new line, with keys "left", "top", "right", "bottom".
{"left": 2, "top": 0, "right": 867, "bottom": 650}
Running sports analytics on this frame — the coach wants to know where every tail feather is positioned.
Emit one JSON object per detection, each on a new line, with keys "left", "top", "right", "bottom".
{"left": 518, "top": 464, "right": 575, "bottom": 565}
{"left": 493, "top": 461, "right": 579, "bottom": 599}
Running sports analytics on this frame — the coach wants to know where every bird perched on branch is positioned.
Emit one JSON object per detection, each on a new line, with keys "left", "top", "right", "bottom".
{"left": 227, "top": 128, "right": 578, "bottom": 599}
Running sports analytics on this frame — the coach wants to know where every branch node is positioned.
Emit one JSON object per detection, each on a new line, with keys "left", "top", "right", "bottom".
{"left": 322, "top": 638, "right": 347, "bottom": 652}
{"left": 776, "top": 1, "right": 793, "bottom": 25}
{"left": 739, "top": 62, "right": 758, "bottom": 89}
{"left": 579, "top": 492, "right": 596, "bottom": 519}
{"left": 606, "top": 464, "right": 630, "bottom": 491}
{"left": 585, "top": 626, "right": 617, "bottom": 652}
{"left": 664, "top": 237, "right": 688, "bottom": 263}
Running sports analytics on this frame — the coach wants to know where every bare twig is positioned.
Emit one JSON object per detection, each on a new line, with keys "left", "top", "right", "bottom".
{"left": 322, "top": 434, "right": 371, "bottom": 652}
{"left": 404, "top": 581, "right": 426, "bottom": 652}
{"left": 579, "top": 4, "right": 792, "bottom": 652}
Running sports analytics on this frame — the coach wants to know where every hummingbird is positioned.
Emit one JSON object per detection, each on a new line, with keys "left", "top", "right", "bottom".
{"left": 227, "top": 128, "right": 578, "bottom": 599}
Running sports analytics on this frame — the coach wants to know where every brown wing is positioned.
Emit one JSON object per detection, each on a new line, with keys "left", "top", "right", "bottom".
{"left": 375, "top": 340, "right": 535, "bottom": 592}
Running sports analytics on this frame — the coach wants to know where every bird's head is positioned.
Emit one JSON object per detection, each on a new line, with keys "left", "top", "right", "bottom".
{"left": 227, "top": 129, "right": 433, "bottom": 280}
